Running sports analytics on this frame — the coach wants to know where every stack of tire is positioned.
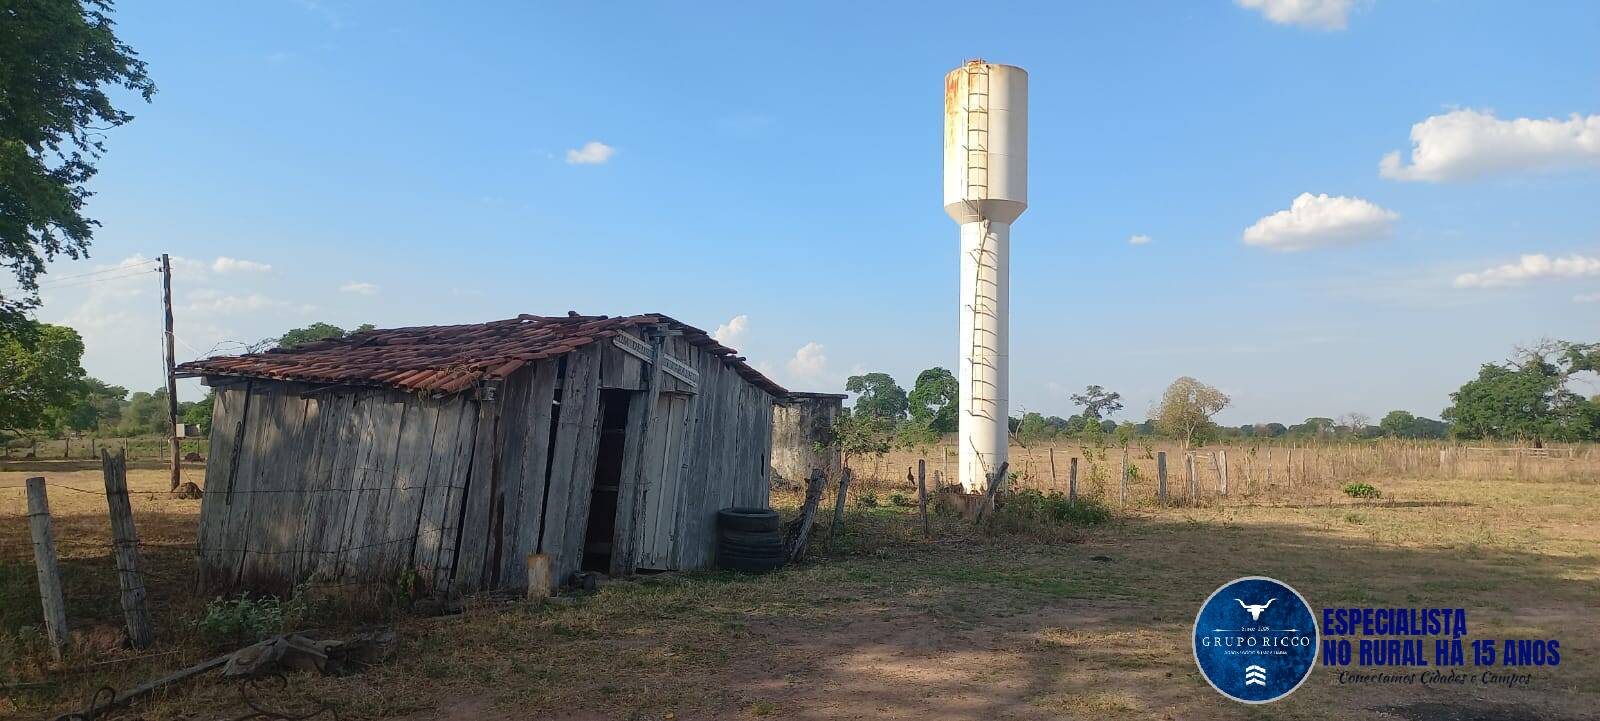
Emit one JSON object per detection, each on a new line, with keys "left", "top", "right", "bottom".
{"left": 716, "top": 507, "right": 785, "bottom": 573}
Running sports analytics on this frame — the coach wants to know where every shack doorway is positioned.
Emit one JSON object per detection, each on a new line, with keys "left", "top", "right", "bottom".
{"left": 583, "top": 389, "right": 634, "bottom": 572}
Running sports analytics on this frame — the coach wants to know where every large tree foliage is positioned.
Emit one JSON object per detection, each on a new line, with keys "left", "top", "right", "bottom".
{"left": 275, "top": 322, "right": 374, "bottom": 350}
{"left": 1378, "top": 410, "right": 1447, "bottom": 439}
{"left": 1154, "top": 376, "right": 1230, "bottom": 449}
{"left": 1070, "top": 384, "right": 1123, "bottom": 420}
{"left": 0, "top": 321, "right": 87, "bottom": 434}
{"left": 844, "top": 372, "right": 908, "bottom": 421}
{"left": 1443, "top": 341, "right": 1599, "bottom": 445}
{"left": 907, "top": 367, "right": 957, "bottom": 434}
{"left": 48, "top": 374, "right": 125, "bottom": 432}
{"left": 0, "top": 0, "right": 155, "bottom": 334}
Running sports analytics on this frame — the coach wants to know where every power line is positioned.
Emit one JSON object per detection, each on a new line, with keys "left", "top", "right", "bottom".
{"left": 36, "top": 259, "right": 160, "bottom": 285}
{"left": 0, "top": 262, "right": 161, "bottom": 295}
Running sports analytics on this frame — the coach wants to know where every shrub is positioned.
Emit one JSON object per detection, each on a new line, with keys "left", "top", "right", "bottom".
{"left": 197, "top": 586, "right": 320, "bottom": 645}
{"left": 198, "top": 595, "right": 285, "bottom": 644}
{"left": 1342, "top": 482, "right": 1380, "bottom": 499}
{"left": 889, "top": 492, "right": 914, "bottom": 507}
{"left": 984, "top": 489, "right": 1113, "bottom": 543}
{"left": 857, "top": 491, "right": 879, "bottom": 508}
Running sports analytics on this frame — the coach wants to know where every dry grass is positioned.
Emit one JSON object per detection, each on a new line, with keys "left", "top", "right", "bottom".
{"left": 3, "top": 452, "right": 1598, "bottom": 720}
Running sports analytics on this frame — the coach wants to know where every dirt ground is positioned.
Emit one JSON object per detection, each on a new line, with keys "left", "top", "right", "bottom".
{"left": 2, "top": 459, "right": 1596, "bottom": 720}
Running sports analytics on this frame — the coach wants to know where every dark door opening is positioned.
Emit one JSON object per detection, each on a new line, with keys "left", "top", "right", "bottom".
{"left": 582, "top": 389, "right": 633, "bottom": 572}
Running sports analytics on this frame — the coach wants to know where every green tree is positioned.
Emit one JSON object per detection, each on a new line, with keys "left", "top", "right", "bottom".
{"left": 183, "top": 391, "right": 214, "bottom": 435}
{"left": 907, "top": 367, "right": 958, "bottom": 433}
{"left": 1379, "top": 410, "right": 1416, "bottom": 438}
{"left": 120, "top": 387, "right": 170, "bottom": 436}
{"left": 844, "top": 372, "right": 908, "bottom": 421}
{"left": 1154, "top": 376, "right": 1231, "bottom": 450}
{"left": 1443, "top": 360, "right": 1595, "bottom": 445}
{"left": 0, "top": 0, "right": 156, "bottom": 334}
{"left": 0, "top": 322, "right": 88, "bottom": 434}
{"left": 1379, "top": 410, "right": 1448, "bottom": 439}
{"left": 832, "top": 408, "right": 894, "bottom": 470}
{"left": 1016, "top": 411, "right": 1052, "bottom": 445}
{"left": 1070, "top": 384, "right": 1123, "bottom": 420}
{"left": 50, "top": 375, "right": 125, "bottom": 432}
{"left": 1289, "top": 417, "right": 1336, "bottom": 437}
{"left": 276, "top": 322, "right": 374, "bottom": 350}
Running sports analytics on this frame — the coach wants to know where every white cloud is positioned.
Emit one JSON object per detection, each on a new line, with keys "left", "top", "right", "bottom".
{"left": 565, "top": 141, "right": 617, "bottom": 165}
{"left": 211, "top": 256, "right": 272, "bottom": 273}
{"left": 1128, "top": 234, "right": 1152, "bottom": 246}
{"left": 1453, "top": 254, "right": 1600, "bottom": 289}
{"left": 182, "top": 293, "right": 291, "bottom": 316}
{"left": 786, "top": 342, "right": 827, "bottom": 379}
{"left": 1236, "top": 0, "right": 1354, "bottom": 30}
{"left": 712, "top": 314, "right": 749, "bottom": 348}
{"left": 1242, "top": 193, "right": 1398, "bottom": 251}
{"left": 339, "top": 281, "right": 379, "bottom": 295}
{"left": 1380, "top": 109, "right": 1600, "bottom": 182}
{"left": 1573, "top": 291, "right": 1600, "bottom": 304}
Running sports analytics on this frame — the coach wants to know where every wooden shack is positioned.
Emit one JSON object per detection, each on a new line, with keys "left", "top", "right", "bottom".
{"left": 175, "top": 313, "right": 786, "bottom": 594}
{"left": 770, "top": 392, "right": 847, "bottom": 487}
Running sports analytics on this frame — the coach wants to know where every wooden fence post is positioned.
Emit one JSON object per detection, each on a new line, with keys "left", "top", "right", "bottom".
{"left": 26, "top": 477, "right": 69, "bottom": 660}
{"left": 1048, "top": 447, "right": 1057, "bottom": 492}
{"left": 1185, "top": 452, "right": 1198, "bottom": 501}
{"left": 102, "top": 450, "right": 153, "bottom": 648}
{"left": 1217, "top": 450, "right": 1229, "bottom": 496}
{"left": 916, "top": 460, "right": 930, "bottom": 539}
{"left": 1120, "top": 447, "right": 1129, "bottom": 504}
{"left": 1068, "top": 457, "right": 1078, "bottom": 501}
{"left": 1157, "top": 452, "right": 1167, "bottom": 505}
{"left": 827, "top": 468, "right": 852, "bottom": 548}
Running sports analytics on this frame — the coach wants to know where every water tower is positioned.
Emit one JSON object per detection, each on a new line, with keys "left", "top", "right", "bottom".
{"left": 944, "top": 60, "right": 1027, "bottom": 493}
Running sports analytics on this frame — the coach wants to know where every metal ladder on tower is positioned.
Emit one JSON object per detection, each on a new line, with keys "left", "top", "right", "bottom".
{"left": 962, "top": 62, "right": 999, "bottom": 423}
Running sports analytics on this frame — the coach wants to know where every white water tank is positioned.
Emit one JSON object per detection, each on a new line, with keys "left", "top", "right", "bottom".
{"left": 943, "top": 60, "right": 1028, "bottom": 493}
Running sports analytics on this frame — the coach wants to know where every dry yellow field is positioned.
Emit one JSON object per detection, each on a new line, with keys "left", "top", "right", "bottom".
{"left": 2, "top": 451, "right": 1597, "bottom": 720}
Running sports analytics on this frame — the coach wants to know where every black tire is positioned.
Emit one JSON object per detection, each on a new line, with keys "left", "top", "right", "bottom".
{"left": 719, "top": 528, "right": 782, "bottom": 546}
{"left": 719, "top": 553, "right": 784, "bottom": 573}
{"left": 717, "top": 507, "right": 780, "bottom": 533}
{"left": 719, "top": 543, "right": 783, "bottom": 559}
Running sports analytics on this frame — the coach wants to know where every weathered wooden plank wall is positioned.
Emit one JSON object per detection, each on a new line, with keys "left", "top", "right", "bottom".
{"left": 637, "top": 392, "right": 688, "bottom": 570}
{"left": 497, "top": 361, "right": 558, "bottom": 590}
{"left": 539, "top": 345, "right": 604, "bottom": 587}
{"left": 196, "top": 329, "right": 777, "bottom": 592}
{"left": 196, "top": 383, "right": 246, "bottom": 587}
{"left": 661, "top": 339, "right": 776, "bottom": 570}
{"left": 197, "top": 382, "right": 476, "bottom": 593}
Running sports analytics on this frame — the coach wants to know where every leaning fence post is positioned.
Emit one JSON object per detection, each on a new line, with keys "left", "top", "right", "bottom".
{"left": 102, "top": 450, "right": 153, "bottom": 648}
{"left": 827, "top": 468, "right": 852, "bottom": 548}
{"left": 1157, "top": 452, "right": 1168, "bottom": 505}
{"left": 26, "top": 477, "right": 69, "bottom": 660}
{"left": 1068, "top": 457, "right": 1078, "bottom": 501}
{"left": 916, "top": 459, "right": 930, "bottom": 539}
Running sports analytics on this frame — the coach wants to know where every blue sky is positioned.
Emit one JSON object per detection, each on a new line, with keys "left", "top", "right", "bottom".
{"left": 25, "top": 0, "right": 1600, "bottom": 425}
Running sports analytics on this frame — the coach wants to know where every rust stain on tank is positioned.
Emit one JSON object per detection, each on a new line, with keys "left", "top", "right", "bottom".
{"left": 943, "top": 70, "right": 962, "bottom": 149}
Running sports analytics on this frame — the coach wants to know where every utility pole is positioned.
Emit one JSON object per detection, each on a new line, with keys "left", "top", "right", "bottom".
{"left": 161, "top": 253, "right": 180, "bottom": 491}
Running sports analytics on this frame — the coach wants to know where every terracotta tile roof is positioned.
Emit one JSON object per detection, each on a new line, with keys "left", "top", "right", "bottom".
{"left": 175, "top": 313, "right": 787, "bottom": 397}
